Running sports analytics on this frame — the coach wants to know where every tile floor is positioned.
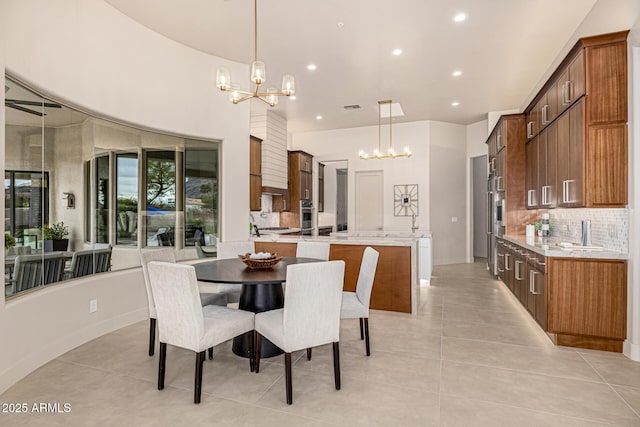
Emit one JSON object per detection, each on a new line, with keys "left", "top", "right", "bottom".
{"left": 2, "top": 262, "right": 640, "bottom": 426}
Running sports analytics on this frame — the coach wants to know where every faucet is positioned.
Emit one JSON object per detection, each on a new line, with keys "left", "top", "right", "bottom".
{"left": 411, "top": 214, "right": 418, "bottom": 232}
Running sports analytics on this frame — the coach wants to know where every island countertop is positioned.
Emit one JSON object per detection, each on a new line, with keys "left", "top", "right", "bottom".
{"left": 252, "top": 235, "right": 421, "bottom": 247}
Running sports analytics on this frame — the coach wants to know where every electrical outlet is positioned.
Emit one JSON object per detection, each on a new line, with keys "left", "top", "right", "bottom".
{"left": 89, "top": 299, "right": 98, "bottom": 313}
{"left": 608, "top": 224, "right": 617, "bottom": 239}
{"left": 451, "top": 216, "right": 458, "bottom": 223}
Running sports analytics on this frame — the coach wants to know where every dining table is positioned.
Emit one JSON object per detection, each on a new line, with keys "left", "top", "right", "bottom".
{"left": 194, "top": 256, "right": 322, "bottom": 358}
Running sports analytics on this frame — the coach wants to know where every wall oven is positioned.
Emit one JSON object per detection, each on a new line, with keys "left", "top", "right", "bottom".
{"left": 300, "top": 200, "right": 314, "bottom": 235}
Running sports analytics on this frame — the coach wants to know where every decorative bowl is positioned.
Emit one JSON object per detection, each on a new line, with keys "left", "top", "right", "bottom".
{"left": 238, "top": 253, "right": 282, "bottom": 270}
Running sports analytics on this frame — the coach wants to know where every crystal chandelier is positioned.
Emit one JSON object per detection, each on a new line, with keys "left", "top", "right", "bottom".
{"left": 359, "top": 100, "right": 412, "bottom": 160}
{"left": 215, "top": 0, "right": 295, "bottom": 107}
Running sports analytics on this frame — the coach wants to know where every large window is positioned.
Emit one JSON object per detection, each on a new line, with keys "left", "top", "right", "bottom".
{"left": 5, "top": 75, "right": 221, "bottom": 299}
{"left": 4, "top": 171, "right": 49, "bottom": 246}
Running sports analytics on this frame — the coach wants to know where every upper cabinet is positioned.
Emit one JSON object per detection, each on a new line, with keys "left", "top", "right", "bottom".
{"left": 524, "top": 30, "right": 628, "bottom": 208}
{"left": 249, "top": 136, "right": 262, "bottom": 211}
{"left": 318, "top": 163, "right": 325, "bottom": 212}
{"left": 287, "top": 151, "right": 314, "bottom": 214}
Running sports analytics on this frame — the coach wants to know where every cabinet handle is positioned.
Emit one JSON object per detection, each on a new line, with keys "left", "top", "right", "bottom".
{"left": 541, "top": 185, "right": 551, "bottom": 205}
{"left": 505, "top": 253, "right": 510, "bottom": 270}
{"left": 498, "top": 253, "right": 504, "bottom": 258}
{"left": 283, "top": 199, "right": 286, "bottom": 210}
{"left": 527, "top": 122, "right": 533, "bottom": 138}
{"left": 531, "top": 271, "right": 540, "bottom": 294}
{"left": 527, "top": 189, "right": 535, "bottom": 207}
{"left": 562, "top": 180, "right": 575, "bottom": 204}
{"left": 497, "top": 134, "right": 503, "bottom": 150}
{"left": 496, "top": 176, "right": 504, "bottom": 192}
{"left": 542, "top": 105, "right": 548, "bottom": 124}
{"left": 562, "top": 81, "right": 572, "bottom": 105}
{"left": 515, "top": 261, "right": 522, "bottom": 280}
{"left": 498, "top": 268, "right": 505, "bottom": 273}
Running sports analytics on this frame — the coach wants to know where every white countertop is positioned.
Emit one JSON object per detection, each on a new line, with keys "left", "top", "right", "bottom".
{"left": 329, "top": 230, "right": 432, "bottom": 238}
{"left": 502, "top": 235, "right": 628, "bottom": 260}
{"left": 256, "top": 228, "right": 300, "bottom": 235}
{"left": 252, "top": 235, "right": 419, "bottom": 247}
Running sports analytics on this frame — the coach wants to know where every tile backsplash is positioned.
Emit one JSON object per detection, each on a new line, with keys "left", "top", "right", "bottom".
{"left": 250, "top": 194, "right": 280, "bottom": 229}
{"left": 548, "top": 208, "right": 628, "bottom": 253}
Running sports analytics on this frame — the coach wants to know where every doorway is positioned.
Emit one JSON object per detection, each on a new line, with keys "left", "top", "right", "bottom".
{"left": 472, "top": 155, "right": 488, "bottom": 260}
{"left": 336, "top": 168, "right": 348, "bottom": 231}
{"left": 355, "top": 170, "right": 383, "bottom": 231}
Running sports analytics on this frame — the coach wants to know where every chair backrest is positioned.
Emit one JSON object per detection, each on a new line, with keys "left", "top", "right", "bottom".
{"left": 70, "top": 247, "right": 112, "bottom": 278}
{"left": 283, "top": 261, "right": 345, "bottom": 351}
{"left": 295, "top": 241, "right": 330, "bottom": 260}
{"left": 157, "top": 232, "right": 175, "bottom": 247}
{"left": 140, "top": 248, "right": 176, "bottom": 318}
{"left": 7, "top": 246, "right": 32, "bottom": 256}
{"left": 13, "top": 253, "right": 65, "bottom": 292}
{"left": 355, "top": 247, "right": 379, "bottom": 308}
{"left": 147, "top": 261, "right": 204, "bottom": 352}
{"left": 195, "top": 242, "right": 216, "bottom": 258}
{"left": 217, "top": 241, "right": 254, "bottom": 259}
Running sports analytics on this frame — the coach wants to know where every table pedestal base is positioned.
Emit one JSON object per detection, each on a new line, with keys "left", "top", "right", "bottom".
{"left": 232, "top": 282, "right": 284, "bottom": 359}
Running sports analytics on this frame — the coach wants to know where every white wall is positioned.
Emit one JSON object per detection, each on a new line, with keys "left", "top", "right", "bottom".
{"left": 292, "top": 120, "right": 432, "bottom": 232}
{"left": 429, "top": 121, "right": 468, "bottom": 265}
{"left": 0, "top": 0, "right": 250, "bottom": 394}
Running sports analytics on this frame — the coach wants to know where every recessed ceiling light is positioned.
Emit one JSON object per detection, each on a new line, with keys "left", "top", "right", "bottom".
{"left": 452, "top": 70, "right": 463, "bottom": 77}
{"left": 453, "top": 13, "right": 467, "bottom": 23}
{"left": 307, "top": 64, "right": 317, "bottom": 71}
{"left": 316, "top": 115, "right": 323, "bottom": 120}
{"left": 451, "top": 101, "right": 460, "bottom": 107}
{"left": 337, "top": 21, "right": 344, "bottom": 29}
{"left": 392, "top": 48, "right": 403, "bottom": 56}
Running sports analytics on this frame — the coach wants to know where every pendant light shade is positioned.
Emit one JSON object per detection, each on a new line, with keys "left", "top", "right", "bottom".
{"left": 250, "top": 61, "right": 266, "bottom": 84}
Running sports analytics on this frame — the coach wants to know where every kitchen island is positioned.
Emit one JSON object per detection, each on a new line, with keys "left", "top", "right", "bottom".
{"left": 251, "top": 234, "right": 426, "bottom": 314}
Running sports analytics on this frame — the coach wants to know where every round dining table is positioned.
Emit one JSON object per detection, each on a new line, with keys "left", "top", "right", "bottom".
{"left": 194, "top": 256, "right": 321, "bottom": 358}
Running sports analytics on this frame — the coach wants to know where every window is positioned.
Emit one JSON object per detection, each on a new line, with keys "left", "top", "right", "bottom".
{"left": 4, "top": 171, "right": 49, "bottom": 246}
{"left": 184, "top": 146, "right": 219, "bottom": 246}
{"left": 95, "top": 155, "right": 109, "bottom": 244}
{"left": 145, "top": 151, "right": 176, "bottom": 247}
{"left": 116, "top": 153, "right": 139, "bottom": 246}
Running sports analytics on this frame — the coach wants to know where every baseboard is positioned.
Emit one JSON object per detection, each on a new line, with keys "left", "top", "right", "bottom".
{"left": 0, "top": 308, "right": 147, "bottom": 395}
{"left": 624, "top": 340, "right": 640, "bottom": 361}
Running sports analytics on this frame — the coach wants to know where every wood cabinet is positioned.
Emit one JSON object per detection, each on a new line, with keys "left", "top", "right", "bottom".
{"left": 524, "top": 30, "right": 628, "bottom": 209}
{"left": 280, "top": 151, "right": 314, "bottom": 228}
{"left": 249, "top": 136, "right": 262, "bottom": 211}
{"left": 318, "top": 163, "right": 325, "bottom": 212}
{"left": 525, "top": 137, "right": 538, "bottom": 209}
{"left": 547, "top": 257, "right": 626, "bottom": 352}
{"left": 497, "top": 238, "right": 627, "bottom": 352}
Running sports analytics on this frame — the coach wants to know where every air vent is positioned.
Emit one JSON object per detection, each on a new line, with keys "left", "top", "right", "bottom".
{"left": 343, "top": 104, "right": 361, "bottom": 110}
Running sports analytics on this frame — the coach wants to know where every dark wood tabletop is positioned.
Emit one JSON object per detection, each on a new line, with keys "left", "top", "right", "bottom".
{"left": 194, "top": 257, "right": 321, "bottom": 285}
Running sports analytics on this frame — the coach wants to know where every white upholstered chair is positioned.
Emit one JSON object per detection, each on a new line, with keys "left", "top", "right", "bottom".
{"left": 254, "top": 260, "right": 345, "bottom": 405}
{"left": 295, "top": 241, "right": 330, "bottom": 260}
{"left": 146, "top": 261, "right": 255, "bottom": 404}
{"left": 140, "top": 249, "right": 228, "bottom": 357}
{"left": 341, "top": 247, "right": 379, "bottom": 356}
{"left": 215, "top": 241, "right": 255, "bottom": 303}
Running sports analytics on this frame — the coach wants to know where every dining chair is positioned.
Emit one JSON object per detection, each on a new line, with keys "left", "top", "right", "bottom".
{"left": 11, "top": 253, "right": 66, "bottom": 293}
{"left": 146, "top": 261, "right": 255, "bottom": 404}
{"left": 140, "top": 248, "right": 228, "bottom": 357}
{"left": 295, "top": 241, "right": 330, "bottom": 260}
{"left": 68, "top": 247, "right": 112, "bottom": 278}
{"left": 195, "top": 242, "right": 216, "bottom": 258}
{"left": 340, "top": 247, "right": 379, "bottom": 356}
{"left": 215, "top": 241, "right": 255, "bottom": 303}
{"left": 254, "top": 260, "right": 345, "bottom": 405}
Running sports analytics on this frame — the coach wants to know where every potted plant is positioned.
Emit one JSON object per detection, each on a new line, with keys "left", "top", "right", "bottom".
{"left": 42, "top": 221, "right": 70, "bottom": 252}
{"left": 4, "top": 232, "right": 16, "bottom": 250}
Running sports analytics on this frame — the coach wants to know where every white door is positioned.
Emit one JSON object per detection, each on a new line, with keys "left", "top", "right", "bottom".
{"left": 355, "top": 170, "right": 383, "bottom": 231}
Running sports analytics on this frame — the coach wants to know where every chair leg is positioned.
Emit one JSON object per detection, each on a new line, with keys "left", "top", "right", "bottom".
{"left": 158, "top": 342, "right": 167, "bottom": 390}
{"left": 149, "top": 318, "right": 156, "bottom": 356}
{"left": 306, "top": 348, "right": 312, "bottom": 360}
{"left": 359, "top": 318, "right": 364, "bottom": 340}
{"left": 285, "top": 352, "right": 293, "bottom": 405}
{"left": 248, "top": 330, "right": 255, "bottom": 372}
{"left": 364, "top": 317, "right": 371, "bottom": 356}
{"left": 208, "top": 347, "right": 213, "bottom": 360}
{"left": 332, "top": 342, "right": 341, "bottom": 390}
{"left": 255, "top": 332, "right": 262, "bottom": 374}
{"left": 194, "top": 351, "right": 205, "bottom": 404}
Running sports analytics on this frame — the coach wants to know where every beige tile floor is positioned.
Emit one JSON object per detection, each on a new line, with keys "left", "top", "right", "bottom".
{"left": 2, "top": 262, "right": 640, "bottom": 426}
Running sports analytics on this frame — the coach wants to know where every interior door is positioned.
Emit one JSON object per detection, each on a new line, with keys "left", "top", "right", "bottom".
{"left": 355, "top": 170, "right": 383, "bottom": 231}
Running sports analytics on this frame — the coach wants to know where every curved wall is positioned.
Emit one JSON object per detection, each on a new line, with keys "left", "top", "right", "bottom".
{"left": 0, "top": 0, "right": 250, "bottom": 393}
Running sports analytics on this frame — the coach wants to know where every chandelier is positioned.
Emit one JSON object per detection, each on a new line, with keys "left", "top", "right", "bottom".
{"left": 359, "top": 100, "right": 412, "bottom": 160}
{"left": 215, "top": 0, "right": 295, "bottom": 107}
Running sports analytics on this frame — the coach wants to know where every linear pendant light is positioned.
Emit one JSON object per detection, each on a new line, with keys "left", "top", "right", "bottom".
{"left": 359, "top": 100, "right": 412, "bottom": 159}
{"left": 215, "top": 0, "right": 295, "bottom": 107}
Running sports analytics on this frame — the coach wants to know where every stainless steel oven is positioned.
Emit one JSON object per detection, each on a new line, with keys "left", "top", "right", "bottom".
{"left": 300, "top": 200, "right": 314, "bottom": 235}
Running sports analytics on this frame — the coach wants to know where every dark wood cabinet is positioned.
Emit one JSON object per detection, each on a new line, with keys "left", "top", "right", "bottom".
{"left": 280, "top": 150, "right": 313, "bottom": 228}
{"left": 525, "top": 137, "right": 538, "bottom": 209}
{"left": 249, "top": 136, "right": 262, "bottom": 211}
{"left": 524, "top": 31, "right": 628, "bottom": 209}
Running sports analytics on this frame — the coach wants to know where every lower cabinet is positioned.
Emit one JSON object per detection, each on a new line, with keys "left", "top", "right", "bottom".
{"left": 496, "top": 240, "right": 626, "bottom": 352}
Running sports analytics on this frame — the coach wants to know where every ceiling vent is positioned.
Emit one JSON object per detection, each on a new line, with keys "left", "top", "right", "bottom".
{"left": 343, "top": 104, "right": 361, "bottom": 110}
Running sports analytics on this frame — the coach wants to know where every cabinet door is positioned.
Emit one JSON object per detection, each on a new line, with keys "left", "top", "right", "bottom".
{"left": 557, "top": 68, "right": 570, "bottom": 116}
{"left": 537, "top": 130, "right": 547, "bottom": 207}
{"left": 546, "top": 82, "right": 558, "bottom": 124}
{"left": 533, "top": 266, "right": 546, "bottom": 329}
{"left": 250, "top": 137, "right": 262, "bottom": 175}
{"left": 569, "top": 50, "right": 585, "bottom": 102}
{"left": 318, "top": 178, "right": 324, "bottom": 212}
{"left": 496, "top": 150, "right": 506, "bottom": 192}
{"left": 526, "top": 111, "right": 536, "bottom": 140}
{"left": 525, "top": 138, "right": 538, "bottom": 209}
{"left": 496, "top": 123, "right": 505, "bottom": 151}
{"left": 526, "top": 260, "right": 536, "bottom": 316}
{"left": 250, "top": 175, "right": 261, "bottom": 211}
{"left": 505, "top": 250, "right": 515, "bottom": 293}
{"left": 298, "top": 154, "right": 312, "bottom": 173}
{"left": 558, "top": 100, "right": 584, "bottom": 207}
{"left": 514, "top": 255, "right": 525, "bottom": 302}
{"left": 536, "top": 97, "right": 548, "bottom": 131}
{"left": 544, "top": 122, "right": 558, "bottom": 208}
